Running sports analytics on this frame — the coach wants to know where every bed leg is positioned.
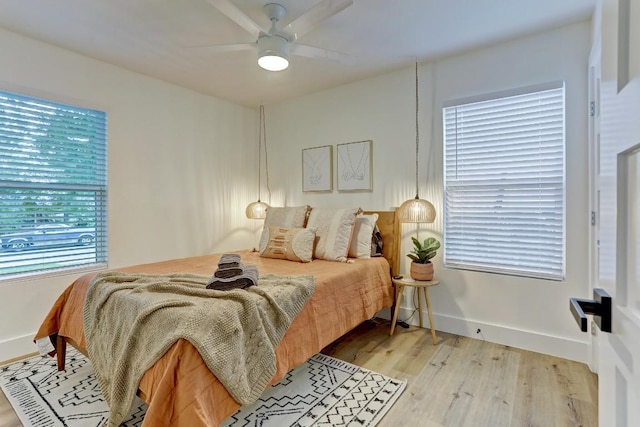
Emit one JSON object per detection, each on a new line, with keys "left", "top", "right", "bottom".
{"left": 56, "top": 335, "right": 67, "bottom": 371}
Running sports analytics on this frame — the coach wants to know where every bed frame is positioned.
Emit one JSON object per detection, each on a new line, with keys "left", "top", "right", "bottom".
{"left": 55, "top": 209, "right": 401, "bottom": 398}
{"left": 363, "top": 210, "right": 400, "bottom": 277}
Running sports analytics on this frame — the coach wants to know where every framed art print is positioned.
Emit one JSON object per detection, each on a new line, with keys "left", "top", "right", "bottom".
{"left": 302, "top": 145, "right": 332, "bottom": 192}
{"left": 337, "top": 140, "right": 372, "bottom": 191}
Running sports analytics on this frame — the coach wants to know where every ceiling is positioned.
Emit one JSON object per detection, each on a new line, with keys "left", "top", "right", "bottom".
{"left": 0, "top": 0, "right": 595, "bottom": 107}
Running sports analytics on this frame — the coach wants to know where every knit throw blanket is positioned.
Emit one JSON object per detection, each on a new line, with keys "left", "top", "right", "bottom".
{"left": 82, "top": 271, "right": 315, "bottom": 427}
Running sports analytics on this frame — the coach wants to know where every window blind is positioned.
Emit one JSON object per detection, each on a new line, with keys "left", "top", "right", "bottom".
{"left": 0, "top": 89, "right": 107, "bottom": 279}
{"left": 443, "top": 82, "right": 565, "bottom": 280}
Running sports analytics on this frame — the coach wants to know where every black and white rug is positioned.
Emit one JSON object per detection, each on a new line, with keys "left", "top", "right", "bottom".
{"left": 1, "top": 349, "right": 405, "bottom": 427}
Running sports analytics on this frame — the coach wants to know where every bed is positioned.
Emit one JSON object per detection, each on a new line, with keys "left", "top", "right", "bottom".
{"left": 34, "top": 209, "right": 400, "bottom": 427}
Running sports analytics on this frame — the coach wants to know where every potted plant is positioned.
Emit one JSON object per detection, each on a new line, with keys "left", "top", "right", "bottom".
{"left": 407, "top": 236, "right": 440, "bottom": 281}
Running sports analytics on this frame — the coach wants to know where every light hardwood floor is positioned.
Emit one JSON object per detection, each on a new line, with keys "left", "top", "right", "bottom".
{"left": 0, "top": 320, "right": 598, "bottom": 427}
{"left": 322, "top": 320, "right": 598, "bottom": 427}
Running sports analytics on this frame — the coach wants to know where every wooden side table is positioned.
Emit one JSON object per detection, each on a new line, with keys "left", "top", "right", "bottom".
{"left": 390, "top": 276, "right": 440, "bottom": 344}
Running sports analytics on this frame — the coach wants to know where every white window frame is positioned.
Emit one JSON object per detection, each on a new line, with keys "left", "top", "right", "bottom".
{"left": 0, "top": 89, "right": 108, "bottom": 280}
{"left": 442, "top": 81, "right": 566, "bottom": 281}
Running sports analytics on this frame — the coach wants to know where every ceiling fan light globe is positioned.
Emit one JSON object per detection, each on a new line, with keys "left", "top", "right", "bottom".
{"left": 257, "top": 35, "right": 289, "bottom": 71}
{"left": 258, "top": 55, "right": 289, "bottom": 71}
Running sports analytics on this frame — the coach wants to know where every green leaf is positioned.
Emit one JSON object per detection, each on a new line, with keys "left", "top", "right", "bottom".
{"left": 407, "top": 254, "right": 420, "bottom": 262}
{"left": 406, "top": 235, "right": 441, "bottom": 263}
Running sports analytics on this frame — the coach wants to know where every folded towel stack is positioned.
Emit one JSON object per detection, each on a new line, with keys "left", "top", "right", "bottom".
{"left": 214, "top": 263, "right": 245, "bottom": 278}
{"left": 206, "top": 254, "right": 259, "bottom": 291}
{"left": 218, "top": 253, "right": 242, "bottom": 269}
{"left": 207, "top": 265, "right": 259, "bottom": 291}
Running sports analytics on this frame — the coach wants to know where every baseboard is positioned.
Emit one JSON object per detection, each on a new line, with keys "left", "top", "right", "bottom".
{"left": 0, "top": 334, "right": 37, "bottom": 363}
{"left": 389, "top": 306, "right": 589, "bottom": 364}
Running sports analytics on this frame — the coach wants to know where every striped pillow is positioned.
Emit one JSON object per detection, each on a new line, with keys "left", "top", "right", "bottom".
{"left": 306, "top": 207, "right": 361, "bottom": 262}
{"left": 259, "top": 226, "right": 315, "bottom": 263}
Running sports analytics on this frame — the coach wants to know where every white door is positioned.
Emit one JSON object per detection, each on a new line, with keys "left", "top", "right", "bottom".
{"left": 590, "top": 1, "right": 640, "bottom": 424}
{"left": 596, "top": 144, "right": 640, "bottom": 426}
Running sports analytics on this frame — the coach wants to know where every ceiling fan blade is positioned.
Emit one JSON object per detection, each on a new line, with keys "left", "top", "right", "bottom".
{"left": 281, "top": 0, "right": 353, "bottom": 41}
{"left": 291, "top": 44, "right": 356, "bottom": 65}
{"left": 203, "top": 0, "right": 267, "bottom": 39}
{"left": 189, "top": 43, "right": 255, "bottom": 54}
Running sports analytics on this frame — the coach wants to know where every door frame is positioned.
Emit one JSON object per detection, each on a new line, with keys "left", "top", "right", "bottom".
{"left": 587, "top": 43, "right": 602, "bottom": 373}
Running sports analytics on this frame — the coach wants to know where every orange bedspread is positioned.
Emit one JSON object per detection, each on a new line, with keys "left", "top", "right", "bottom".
{"left": 35, "top": 251, "right": 393, "bottom": 426}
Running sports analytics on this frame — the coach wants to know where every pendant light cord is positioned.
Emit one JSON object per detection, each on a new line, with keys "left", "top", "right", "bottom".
{"left": 414, "top": 60, "right": 420, "bottom": 199}
{"left": 260, "top": 105, "right": 272, "bottom": 204}
{"left": 258, "top": 105, "right": 263, "bottom": 201}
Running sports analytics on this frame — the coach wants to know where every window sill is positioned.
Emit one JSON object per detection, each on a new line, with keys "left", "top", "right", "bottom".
{"left": 0, "top": 263, "right": 108, "bottom": 285}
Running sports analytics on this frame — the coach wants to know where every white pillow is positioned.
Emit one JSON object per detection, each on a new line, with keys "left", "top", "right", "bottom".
{"left": 306, "top": 207, "right": 361, "bottom": 262}
{"left": 348, "top": 213, "right": 379, "bottom": 259}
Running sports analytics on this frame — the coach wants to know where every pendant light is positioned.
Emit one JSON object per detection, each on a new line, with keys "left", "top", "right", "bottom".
{"left": 397, "top": 61, "right": 436, "bottom": 223}
{"left": 246, "top": 105, "right": 270, "bottom": 219}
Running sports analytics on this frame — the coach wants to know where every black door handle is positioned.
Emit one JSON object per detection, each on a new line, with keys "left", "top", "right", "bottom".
{"left": 569, "top": 288, "right": 612, "bottom": 333}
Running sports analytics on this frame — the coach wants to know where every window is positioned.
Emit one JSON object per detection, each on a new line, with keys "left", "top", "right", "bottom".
{"left": 0, "top": 89, "right": 107, "bottom": 279}
{"left": 443, "top": 82, "right": 565, "bottom": 280}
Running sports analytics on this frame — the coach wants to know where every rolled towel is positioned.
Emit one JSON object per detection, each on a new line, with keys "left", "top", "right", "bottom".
{"left": 207, "top": 265, "right": 259, "bottom": 291}
{"left": 214, "top": 263, "right": 245, "bottom": 279}
{"left": 218, "top": 253, "right": 242, "bottom": 269}
{"left": 242, "top": 265, "right": 258, "bottom": 286}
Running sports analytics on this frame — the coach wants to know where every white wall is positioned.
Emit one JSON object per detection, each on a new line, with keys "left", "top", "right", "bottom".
{"left": 267, "top": 21, "right": 592, "bottom": 362}
{"left": 0, "top": 21, "right": 594, "bottom": 364}
{"left": 0, "top": 28, "right": 261, "bottom": 361}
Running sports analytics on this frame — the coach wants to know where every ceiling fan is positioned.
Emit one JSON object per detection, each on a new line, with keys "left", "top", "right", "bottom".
{"left": 202, "top": 0, "right": 355, "bottom": 71}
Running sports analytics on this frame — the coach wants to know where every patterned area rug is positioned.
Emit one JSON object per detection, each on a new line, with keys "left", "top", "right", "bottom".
{"left": 1, "top": 348, "right": 405, "bottom": 427}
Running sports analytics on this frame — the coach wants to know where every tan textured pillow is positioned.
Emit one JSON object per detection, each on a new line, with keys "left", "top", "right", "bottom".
{"left": 259, "top": 226, "right": 315, "bottom": 263}
{"left": 306, "top": 207, "right": 361, "bottom": 262}
{"left": 348, "top": 213, "right": 379, "bottom": 259}
{"left": 263, "top": 205, "right": 311, "bottom": 228}
{"left": 260, "top": 206, "right": 311, "bottom": 253}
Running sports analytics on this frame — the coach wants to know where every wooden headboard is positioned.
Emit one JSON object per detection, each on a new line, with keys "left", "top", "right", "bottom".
{"left": 364, "top": 210, "right": 400, "bottom": 278}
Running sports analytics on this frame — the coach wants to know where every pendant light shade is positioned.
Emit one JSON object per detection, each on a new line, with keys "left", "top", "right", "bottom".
{"left": 246, "top": 105, "right": 270, "bottom": 219}
{"left": 246, "top": 200, "right": 269, "bottom": 219}
{"left": 398, "top": 196, "right": 436, "bottom": 223}
{"left": 397, "top": 60, "right": 436, "bottom": 224}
